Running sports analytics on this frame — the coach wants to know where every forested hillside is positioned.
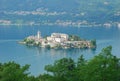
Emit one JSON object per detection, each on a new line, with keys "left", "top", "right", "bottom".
{"left": 0, "top": 0, "right": 120, "bottom": 26}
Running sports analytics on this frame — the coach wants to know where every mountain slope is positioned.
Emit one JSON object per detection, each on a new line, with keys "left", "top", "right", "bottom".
{"left": 0, "top": 0, "right": 120, "bottom": 26}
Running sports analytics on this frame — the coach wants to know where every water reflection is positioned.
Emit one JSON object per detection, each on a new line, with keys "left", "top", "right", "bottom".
{"left": 33, "top": 46, "right": 96, "bottom": 59}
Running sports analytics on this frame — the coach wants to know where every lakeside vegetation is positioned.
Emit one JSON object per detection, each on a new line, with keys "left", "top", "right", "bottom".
{"left": 0, "top": 46, "right": 120, "bottom": 81}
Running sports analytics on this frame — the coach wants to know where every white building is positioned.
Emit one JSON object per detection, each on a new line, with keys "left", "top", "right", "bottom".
{"left": 47, "top": 33, "right": 69, "bottom": 43}
{"left": 54, "top": 38, "right": 64, "bottom": 43}
{"left": 47, "top": 37, "right": 53, "bottom": 42}
{"left": 51, "top": 33, "right": 68, "bottom": 39}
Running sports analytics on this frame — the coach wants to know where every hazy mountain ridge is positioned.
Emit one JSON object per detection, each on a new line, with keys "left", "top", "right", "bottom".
{"left": 0, "top": 0, "right": 120, "bottom": 12}
{"left": 0, "top": 0, "right": 120, "bottom": 27}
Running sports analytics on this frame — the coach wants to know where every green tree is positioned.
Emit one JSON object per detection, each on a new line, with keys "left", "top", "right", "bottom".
{"left": 0, "top": 61, "right": 37, "bottom": 81}
{"left": 81, "top": 46, "right": 120, "bottom": 81}
{"left": 76, "top": 55, "right": 87, "bottom": 81}
{"left": 68, "top": 35, "right": 81, "bottom": 41}
{"left": 42, "top": 46, "right": 120, "bottom": 81}
{"left": 90, "top": 39, "right": 96, "bottom": 48}
{"left": 37, "top": 74, "right": 53, "bottom": 81}
{"left": 45, "top": 58, "right": 75, "bottom": 81}
{"left": 0, "top": 46, "right": 120, "bottom": 81}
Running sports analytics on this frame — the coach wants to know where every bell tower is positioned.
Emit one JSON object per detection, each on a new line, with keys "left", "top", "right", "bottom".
{"left": 37, "top": 31, "right": 41, "bottom": 39}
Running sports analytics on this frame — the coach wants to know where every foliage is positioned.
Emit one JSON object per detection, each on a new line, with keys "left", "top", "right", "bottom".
{"left": 41, "top": 46, "right": 120, "bottom": 81}
{"left": 80, "top": 46, "right": 120, "bottom": 81}
{"left": 45, "top": 45, "right": 51, "bottom": 49}
{"left": 0, "top": 46, "right": 120, "bottom": 81}
{"left": 68, "top": 35, "right": 81, "bottom": 41}
{"left": 0, "top": 61, "right": 37, "bottom": 81}
{"left": 24, "top": 38, "right": 35, "bottom": 45}
{"left": 90, "top": 39, "right": 96, "bottom": 48}
{"left": 44, "top": 58, "right": 76, "bottom": 81}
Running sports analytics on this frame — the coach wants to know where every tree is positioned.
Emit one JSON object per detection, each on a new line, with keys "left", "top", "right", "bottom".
{"left": 37, "top": 74, "right": 53, "bottom": 81}
{"left": 90, "top": 39, "right": 96, "bottom": 48}
{"left": 81, "top": 46, "right": 120, "bottom": 81}
{"left": 68, "top": 35, "right": 81, "bottom": 41}
{"left": 41, "top": 46, "right": 120, "bottom": 81}
{"left": 0, "top": 61, "right": 37, "bottom": 81}
{"left": 0, "top": 46, "right": 120, "bottom": 81}
{"left": 76, "top": 55, "right": 87, "bottom": 81}
{"left": 45, "top": 58, "right": 76, "bottom": 81}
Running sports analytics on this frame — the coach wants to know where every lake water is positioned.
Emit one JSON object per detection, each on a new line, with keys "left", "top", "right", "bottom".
{"left": 0, "top": 25, "right": 120, "bottom": 76}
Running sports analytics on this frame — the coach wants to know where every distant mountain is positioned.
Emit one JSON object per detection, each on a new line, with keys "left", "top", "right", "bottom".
{"left": 0, "top": 0, "right": 78, "bottom": 11}
{"left": 0, "top": 0, "right": 120, "bottom": 12}
{"left": 0, "top": 0, "right": 120, "bottom": 27}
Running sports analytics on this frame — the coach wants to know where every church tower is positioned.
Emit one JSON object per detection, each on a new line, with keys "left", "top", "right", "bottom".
{"left": 37, "top": 31, "right": 41, "bottom": 39}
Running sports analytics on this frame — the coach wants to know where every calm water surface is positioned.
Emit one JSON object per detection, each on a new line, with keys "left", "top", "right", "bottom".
{"left": 0, "top": 25, "right": 120, "bottom": 76}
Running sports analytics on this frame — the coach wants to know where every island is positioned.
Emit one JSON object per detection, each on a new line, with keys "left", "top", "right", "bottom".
{"left": 19, "top": 31, "right": 96, "bottom": 49}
